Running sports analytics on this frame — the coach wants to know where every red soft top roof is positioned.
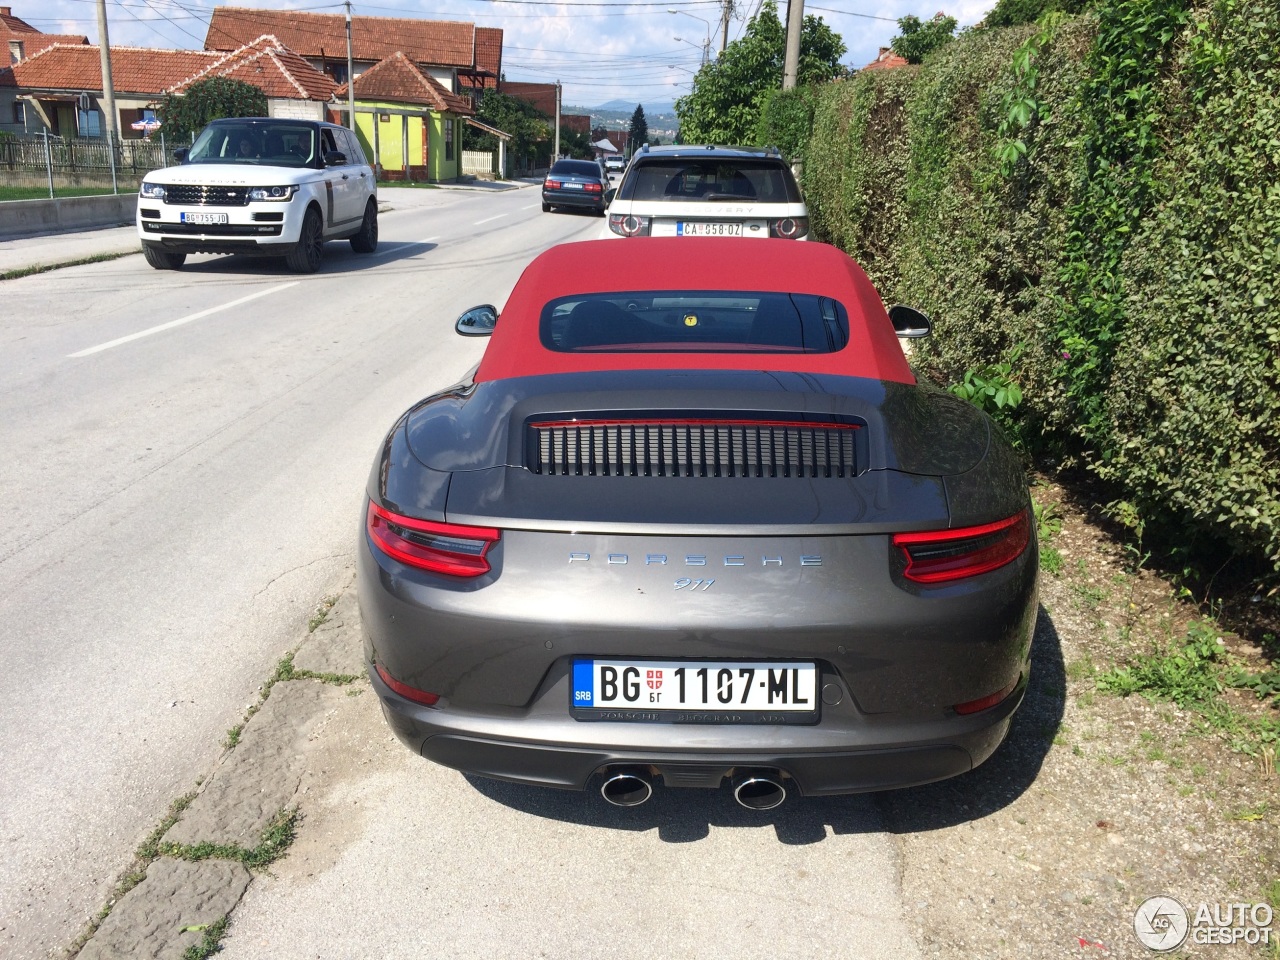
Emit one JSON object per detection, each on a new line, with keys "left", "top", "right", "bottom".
{"left": 473, "top": 238, "right": 915, "bottom": 385}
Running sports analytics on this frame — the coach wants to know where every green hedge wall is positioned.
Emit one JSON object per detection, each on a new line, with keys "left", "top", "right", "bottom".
{"left": 800, "top": 0, "right": 1279, "bottom": 577}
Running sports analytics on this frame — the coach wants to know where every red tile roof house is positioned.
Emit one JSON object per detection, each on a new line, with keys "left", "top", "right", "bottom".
{"left": 336, "top": 51, "right": 474, "bottom": 182}
{"left": 860, "top": 47, "right": 911, "bottom": 72}
{"left": 203, "top": 7, "right": 501, "bottom": 114}
{"left": 1, "top": 5, "right": 88, "bottom": 134}
{"left": 3, "top": 35, "right": 334, "bottom": 144}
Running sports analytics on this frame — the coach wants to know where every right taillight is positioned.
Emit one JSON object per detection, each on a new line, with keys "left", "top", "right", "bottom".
{"left": 892, "top": 510, "right": 1031, "bottom": 584}
{"left": 366, "top": 501, "right": 500, "bottom": 578}
{"left": 608, "top": 213, "right": 651, "bottom": 237}
{"left": 769, "top": 216, "right": 809, "bottom": 239}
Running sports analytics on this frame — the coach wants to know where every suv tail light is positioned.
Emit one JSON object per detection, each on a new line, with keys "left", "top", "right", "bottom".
{"left": 769, "top": 216, "right": 810, "bottom": 239}
{"left": 366, "top": 501, "right": 500, "bottom": 578}
{"left": 892, "top": 510, "right": 1031, "bottom": 584}
{"left": 608, "top": 214, "right": 651, "bottom": 237}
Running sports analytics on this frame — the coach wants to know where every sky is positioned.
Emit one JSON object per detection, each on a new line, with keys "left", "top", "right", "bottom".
{"left": 18, "top": 0, "right": 998, "bottom": 109}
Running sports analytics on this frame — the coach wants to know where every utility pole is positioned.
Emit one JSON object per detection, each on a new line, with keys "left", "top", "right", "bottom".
{"left": 94, "top": 0, "right": 117, "bottom": 142}
{"left": 782, "top": 0, "right": 804, "bottom": 90}
{"left": 553, "top": 80, "right": 561, "bottom": 161}
{"left": 345, "top": 2, "right": 356, "bottom": 132}
{"left": 719, "top": 0, "right": 732, "bottom": 53}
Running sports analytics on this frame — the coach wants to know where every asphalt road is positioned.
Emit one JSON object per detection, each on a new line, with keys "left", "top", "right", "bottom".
{"left": 0, "top": 186, "right": 921, "bottom": 960}
{"left": 0, "top": 184, "right": 601, "bottom": 958}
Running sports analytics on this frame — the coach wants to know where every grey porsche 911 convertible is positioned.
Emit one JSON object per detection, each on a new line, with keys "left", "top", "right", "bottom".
{"left": 358, "top": 238, "right": 1037, "bottom": 809}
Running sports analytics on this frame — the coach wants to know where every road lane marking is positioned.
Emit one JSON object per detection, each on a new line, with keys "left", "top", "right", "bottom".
{"left": 417, "top": 237, "right": 439, "bottom": 245}
{"left": 475, "top": 214, "right": 508, "bottom": 225}
{"left": 523, "top": 203, "right": 542, "bottom": 210}
{"left": 68, "top": 282, "right": 300, "bottom": 358}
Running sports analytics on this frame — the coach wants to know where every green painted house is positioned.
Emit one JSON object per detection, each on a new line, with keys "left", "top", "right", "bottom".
{"left": 338, "top": 52, "right": 474, "bottom": 182}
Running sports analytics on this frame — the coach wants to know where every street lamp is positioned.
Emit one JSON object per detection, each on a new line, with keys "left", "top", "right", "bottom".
{"left": 673, "top": 36, "right": 708, "bottom": 68}
{"left": 668, "top": 8, "right": 711, "bottom": 65}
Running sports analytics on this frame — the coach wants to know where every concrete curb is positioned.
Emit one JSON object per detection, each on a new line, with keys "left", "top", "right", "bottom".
{"left": 0, "top": 194, "right": 138, "bottom": 240}
{"left": 71, "top": 570, "right": 363, "bottom": 959}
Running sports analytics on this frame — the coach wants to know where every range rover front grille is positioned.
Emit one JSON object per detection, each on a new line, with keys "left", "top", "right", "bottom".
{"left": 529, "top": 418, "right": 860, "bottom": 478}
{"left": 165, "top": 185, "right": 251, "bottom": 206}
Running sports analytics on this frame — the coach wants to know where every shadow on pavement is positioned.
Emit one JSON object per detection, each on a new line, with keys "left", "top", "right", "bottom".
{"left": 467, "top": 605, "right": 1066, "bottom": 844}
{"left": 171, "top": 239, "right": 438, "bottom": 276}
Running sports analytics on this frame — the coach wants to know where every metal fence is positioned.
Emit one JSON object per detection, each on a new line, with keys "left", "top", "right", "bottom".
{"left": 0, "top": 132, "right": 176, "bottom": 194}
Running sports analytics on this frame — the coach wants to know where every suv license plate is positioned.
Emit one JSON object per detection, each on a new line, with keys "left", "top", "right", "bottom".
{"left": 181, "top": 212, "right": 229, "bottom": 225}
{"left": 571, "top": 659, "right": 818, "bottom": 724}
{"left": 677, "top": 221, "right": 743, "bottom": 237}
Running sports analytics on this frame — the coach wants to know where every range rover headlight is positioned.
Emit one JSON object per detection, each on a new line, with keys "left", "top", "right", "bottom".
{"left": 248, "top": 185, "right": 298, "bottom": 201}
{"left": 139, "top": 182, "right": 167, "bottom": 200}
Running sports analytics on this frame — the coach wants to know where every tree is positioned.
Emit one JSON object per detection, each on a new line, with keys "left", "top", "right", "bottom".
{"left": 890, "top": 13, "right": 959, "bottom": 64}
{"left": 628, "top": 105, "right": 648, "bottom": 153}
{"left": 983, "top": 0, "right": 1094, "bottom": 28}
{"left": 675, "top": 0, "right": 845, "bottom": 146}
{"left": 157, "top": 77, "right": 267, "bottom": 142}
{"left": 462, "top": 91, "right": 550, "bottom": 171}
{"left": 559, "top": 126, "right": 593, "bottom": 160}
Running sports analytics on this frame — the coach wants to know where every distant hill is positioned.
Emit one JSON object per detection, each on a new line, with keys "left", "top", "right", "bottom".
{"left": 591, "top": 99, "right": 677, "bottom": 115}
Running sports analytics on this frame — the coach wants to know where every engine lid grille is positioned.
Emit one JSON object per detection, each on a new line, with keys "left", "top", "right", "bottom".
{"left": 528, "top": 418, "right": 860, "bottom": 478}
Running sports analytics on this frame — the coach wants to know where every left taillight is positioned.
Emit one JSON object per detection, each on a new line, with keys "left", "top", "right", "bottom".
{"left": 365, "top": 501, "right": 500, "bottom": 578}
{"left": 893, "top": 509, "right": 1031, "bottom": 584}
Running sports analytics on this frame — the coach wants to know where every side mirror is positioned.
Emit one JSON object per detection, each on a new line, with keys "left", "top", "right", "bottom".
{"left": 173, "top": 147, "right": 189, "bottom": 163}
{"left": 324, "top": 151, "right": 347, "bottom": 167}
{"left": 888, "top": 304, "right": 932, "bottom": 338}
{"left": 604, "top": 187, "right": 617, "bottom": 205}
{"left": 456, "top": 305, "right": 498, "bottom": 337}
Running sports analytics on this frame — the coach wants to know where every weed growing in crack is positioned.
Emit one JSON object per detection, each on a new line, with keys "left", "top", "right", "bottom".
{"left": 180, "top": 915, "right": 229, "bottom": 960}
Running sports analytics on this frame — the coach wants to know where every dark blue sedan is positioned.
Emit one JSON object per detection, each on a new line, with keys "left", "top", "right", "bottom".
{"left": 542, "top": 159, "right": 609, "bottom": 215}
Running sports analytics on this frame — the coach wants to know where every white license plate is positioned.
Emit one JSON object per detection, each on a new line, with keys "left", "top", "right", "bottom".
{"left": 572, "top": 659, "right": 817, "bottom": 722}
{"left": 180, "top": 212, "right": 229, "bottom": 224}
{"left": 563, "top": 182, "right": 584, "bottom": 190}
{"left": 677, "top": 221, "right": 743, "bottom": 237}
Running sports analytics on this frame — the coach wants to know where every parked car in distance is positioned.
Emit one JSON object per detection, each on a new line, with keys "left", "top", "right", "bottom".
{"left": 603, "top": 144, "right": 808, "bottom": 240}
{"left": 137, "top": 117, "right": 377, "bottom": 273}
{"left": 358, "top": 238, "right": 1038, "bottom": 810}
{"left": 542, "top": 159, "right": 609, "bottom": 215}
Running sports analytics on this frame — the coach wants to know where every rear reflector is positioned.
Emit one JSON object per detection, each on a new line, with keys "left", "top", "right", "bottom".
{"left": 954, "top": 678, "right": 1018, "bottom": 715}
{"left": 893, "top": 509, "right": 1031, "bottom": 583}
{"left": 366, "top": 501, "right": 500, "bottom": 578}
{"left": 375, "top": 662, "right": 440, "bottom": 706}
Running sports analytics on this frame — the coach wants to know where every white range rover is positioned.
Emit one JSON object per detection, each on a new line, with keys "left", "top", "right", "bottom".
{"left": 137, "top": 117, "right": 377, "bottom": 273}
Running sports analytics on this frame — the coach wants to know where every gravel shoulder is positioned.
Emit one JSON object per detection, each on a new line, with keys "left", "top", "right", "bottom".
{"left": 888, "top": 479, "right": 1279, "bottom": 958}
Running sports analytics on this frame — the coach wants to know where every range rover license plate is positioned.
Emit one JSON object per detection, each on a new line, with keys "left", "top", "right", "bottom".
{"left": 181, "top": 212, "right": 229, "bottom": 225}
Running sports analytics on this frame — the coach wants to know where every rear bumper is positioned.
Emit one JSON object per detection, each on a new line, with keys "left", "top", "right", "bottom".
{"left": 369, "top": 663, "right": 1025, "bottom": 795}
{"left": 544, "top": 190, "right": 605, "bottom": 210}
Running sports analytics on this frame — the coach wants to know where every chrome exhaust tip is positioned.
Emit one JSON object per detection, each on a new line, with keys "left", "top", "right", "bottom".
{"left": 600, "top": 768, "right": 654, "bottom": 807}
{"left": 732, "top": 772, "right": 786, "bottom": 811}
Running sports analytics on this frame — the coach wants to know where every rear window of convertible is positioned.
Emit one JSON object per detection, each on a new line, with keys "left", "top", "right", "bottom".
{"left": 539, "top": 292, "right": 850, "bottom": 354}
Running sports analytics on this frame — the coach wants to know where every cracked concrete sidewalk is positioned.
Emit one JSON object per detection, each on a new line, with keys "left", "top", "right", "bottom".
{"left": 72, "top": 573, "right": 365, "bottom": 960}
